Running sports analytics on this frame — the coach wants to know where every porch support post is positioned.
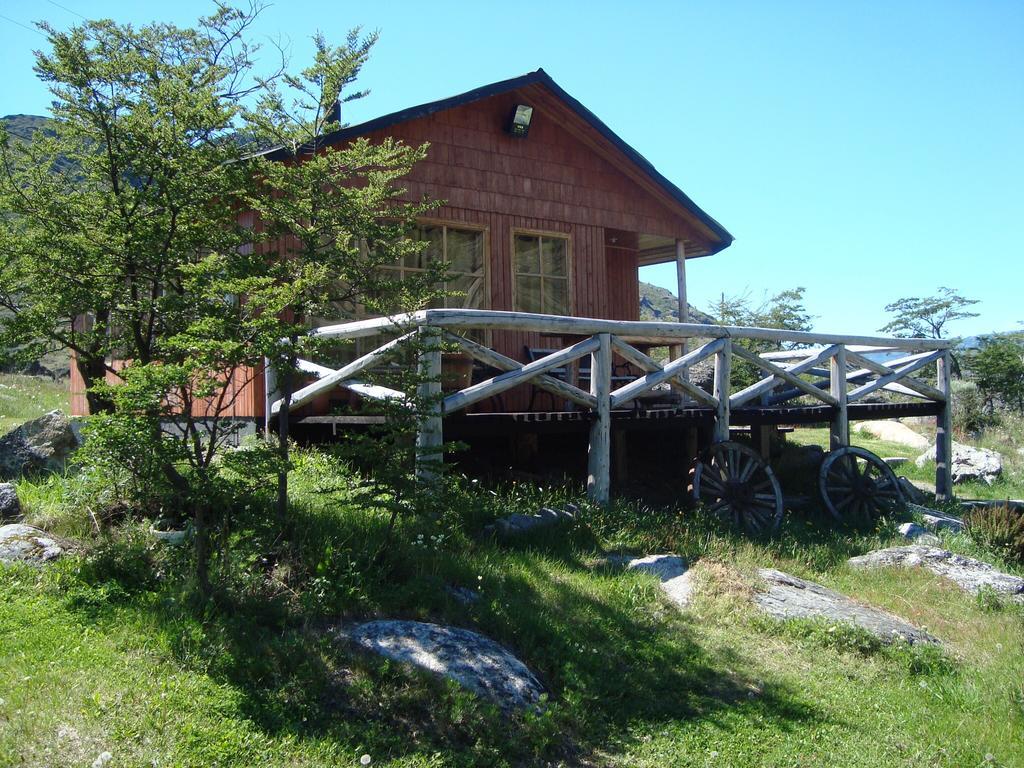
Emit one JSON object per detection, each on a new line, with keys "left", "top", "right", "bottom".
{"left": 415, "top": 325, "right": 443, "bottom": 483}
{"left": 712, "top": 339, "right": 731, "bottom": 443}
{"left": 935, "top": 350, "right": 954, "bottom": 501}
{"left": 587, "top": 333, "right": 612, "bottom": 505}
{"left": 263, "top": 356, "right": 278, "bottom": 439}
{"left": 669, "top": 239, "right": 688, "bottom": 364}
{"left": 829, "top": 345, "right": 849, "bottom": 449}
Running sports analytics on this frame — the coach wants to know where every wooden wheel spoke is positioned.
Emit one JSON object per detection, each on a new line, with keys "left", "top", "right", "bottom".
{"left": 691, "top": 441, "right": 783, "bottom": 535}
{"left": 821, "top": 446, "right": 905, "bottom": 524}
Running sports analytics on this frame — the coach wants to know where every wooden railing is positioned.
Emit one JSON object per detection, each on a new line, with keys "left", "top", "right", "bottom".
{"left": 266, "top": 309, "right": 954, "bottom": 505}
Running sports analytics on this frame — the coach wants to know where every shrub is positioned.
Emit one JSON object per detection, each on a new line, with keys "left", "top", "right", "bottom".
{"left": 951, "top": 383, "right": 994, "bottom": 437}
{"left": 964, "top": 504, "right": 1024, "bottom": 565}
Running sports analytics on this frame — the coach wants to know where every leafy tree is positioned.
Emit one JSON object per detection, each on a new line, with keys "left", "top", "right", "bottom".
{"left": 879, "top": 287, "right": 979, "bottom": 339}
{"left": 0, "top": 5, "right": 268, "bottom": 413}
{"left": 967, "top": 334, "right": 1024, "bottom": 412}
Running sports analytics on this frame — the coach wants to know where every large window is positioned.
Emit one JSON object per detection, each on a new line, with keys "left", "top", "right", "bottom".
{"left": 513, "top": 232, "right": 569, "bottom": 315}
{"left": 381, "top": 224, "right": 486, "bottom": 309}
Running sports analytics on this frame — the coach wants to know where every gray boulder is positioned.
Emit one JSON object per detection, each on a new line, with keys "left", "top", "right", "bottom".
{"left": 0, "top": 523, "right": 63, "bottom": 565}
{"left": 607, "top": 554, "right": 693, "bottom": 608}
{"left": 485, "top": 506, "right": 575, "bottom": 540}
{"left": 897, "top": 522, "right": 941, "bottom": 546}
{"left": 0, "top": 483, "right": 20, "bottom": 521}
{"left": 915, "top": 442, "right": 1003, "bottom": 485}
{"left": 341, "top": 620, "right": 544, "bottom": 710}
{"left": 848, "top": 545, "right": 1024, "bottom": 603}
{"left": 754, "top": 568, "right": 938, "bottom": 644}
{"left": 0, "top": 410, "right": 79, "bottom": 480}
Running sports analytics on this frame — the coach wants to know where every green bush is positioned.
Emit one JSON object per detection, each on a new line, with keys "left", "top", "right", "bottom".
{"left": 951, "top": 383, "right": 994, "bottom": 437}
{"left": 965, "top": 504, "right": 1024, "bottom": 564}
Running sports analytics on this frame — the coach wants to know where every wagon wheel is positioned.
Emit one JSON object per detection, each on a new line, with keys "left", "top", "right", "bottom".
{"left": 819, "top": 446, "right": 905, "bottom": 525}
{"left": 690, "top": 441, "right": 784, "bottom": 535}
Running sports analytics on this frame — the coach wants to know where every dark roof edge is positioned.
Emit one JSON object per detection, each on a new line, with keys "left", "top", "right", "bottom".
{"left": 262, "top": 68, "right": 734, "bottom": 252}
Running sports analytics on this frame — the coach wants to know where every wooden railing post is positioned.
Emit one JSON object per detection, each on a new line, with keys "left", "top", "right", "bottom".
{"left": 263, "top": 356, "right": 278, "bottom": 439}
{"left": 829, "top": 345, "right": 849, "bottom": 449}
{"left": 935, "top": 350, "right": 954, "bottom": 501}
{"left": 415, "top": 326, "right": 443, "bottom": 483}
{"left": 587, "top": 333, "right": 612, "bottom": 505}
{"left": 713, "top": 339, "right": 731, "bottom": 442}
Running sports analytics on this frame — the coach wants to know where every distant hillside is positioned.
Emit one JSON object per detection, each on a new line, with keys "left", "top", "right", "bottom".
{"left": 1, "top": 114, "right": 80, "bottom": 175}
{"left": 639, "top": 281, "right": 714, "bottom": 324}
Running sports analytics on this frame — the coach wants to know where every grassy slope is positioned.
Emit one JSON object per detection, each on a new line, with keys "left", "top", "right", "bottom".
{"left": 0, "top": 373, "right": 71, "bottom": 434}
{"left": 2, "top": 462, "right": 1023, "bottom": 767}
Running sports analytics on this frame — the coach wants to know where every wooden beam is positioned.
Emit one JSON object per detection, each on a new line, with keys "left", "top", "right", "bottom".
{"left": 669, "top": 239, "right": 689, "bottom": 363}
{"left": 846, "top": 350, "right": 944, "bottom": 402}
{"left": 442, "top": 331, "right": 596, "bottom": 409}
{"left": 609, "top": 335, "right": 717, "bottom": 406}
{"left": 442, "top": 336, "right": 600, "bottom": 414}
{"left": 844, "top": 350, "right": 946, "bottom": 402}
{"left": 609, "top": 338, "right": 724, "bottom": 408}
{"left": 587, "top": 333, "right": 612, "bottom": 505}
{"left": 730, "top": 345, "right": 840, "bottom": 407}
{"left": 713, "top": 340, "right": 731, "bottom": 443}
{"left": 415, "top": 327, "right": 443, "bottom": 483}
{"left": 935, "top": 351, "right": 954, "bottom": 501}
{"left": 263, "top": 356, "right": 278, "bottom": 438}
{"left": 729, "top": 345, "right": 840, "bottom": 407}
{"left": 830, "top": 346, "right": 849, "bottom": 449}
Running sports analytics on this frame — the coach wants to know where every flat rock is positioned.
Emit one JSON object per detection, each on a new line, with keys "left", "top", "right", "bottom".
{"left": 608, "top": 553, "right": 693, "bottom": 608}
{"left": 0, "top": 523, "right": 63, "bottom": 565}
{"left": 897, "top": 522, "right": 941, "bottom": 546}
{"left": 0, "top": 483, "right": 20, "bottom": 521}
{"left": 848, "top": 546, "right": 1024, "bottom": 603}
{"left": 485, "top": 505, "right": 576, "bottom": 540}
{"left": 341, "top": 620, "right": 544, "bottom": 710}
{"left": 854, "top": 420, "right": 930, "bottom": 449}
{"left": 883, "top": 457, "right": 910, "bottom": 467}
{"left": 915, "top": 442, "right": 1003, "bottom": 485}
{"left": 0, "top": 410, "right": 79, "bottom": 480}
{"left": 754, "top": 568, "right": 938, "bottom": 644}
{"left": 906, "top": 504, "right": 966, "bottom": 533}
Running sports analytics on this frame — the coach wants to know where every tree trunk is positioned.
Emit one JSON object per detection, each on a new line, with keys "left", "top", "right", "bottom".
{"left": 78, "top": 353, "right": 115, "bottom": 414}
{"left": 193, "top": 502, "right": 213, "bottom": 602}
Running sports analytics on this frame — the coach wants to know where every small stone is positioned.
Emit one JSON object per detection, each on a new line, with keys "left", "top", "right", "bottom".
{"left": 0, "top": 523, "right": 63, "bottom": 566}
{"left": 897, "top": 522, "right": 940, "bottom": 545}
{"left": 0, "top": 483, "right": 20, "bottom": 521}
{"left": 883, "top": 457, "right": 910, "bottom": 467}
{"left": 907, "top": 504, "right": 966, "bottom": 533}
{"left": 754, "top": 568, "right": 938, "bottom": 644}
{"left": 486, "top": 507, "right": 575, "bottom": 539}
{"left": 445, "top": 585, "right": 481, "bottom": 605}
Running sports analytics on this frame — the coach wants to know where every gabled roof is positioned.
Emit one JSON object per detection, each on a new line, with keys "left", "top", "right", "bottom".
{"left": 263, "top": 69, "right": 733, "bottom": 254}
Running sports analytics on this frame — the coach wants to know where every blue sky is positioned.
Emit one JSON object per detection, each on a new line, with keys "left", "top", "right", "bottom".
{"left": 1, "top": 0, "right": 1021, "bottom": 337}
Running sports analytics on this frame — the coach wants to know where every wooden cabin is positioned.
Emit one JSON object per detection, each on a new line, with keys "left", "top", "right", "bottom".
{"left": 70, "top": 68, "right": 733, "bottom": 419}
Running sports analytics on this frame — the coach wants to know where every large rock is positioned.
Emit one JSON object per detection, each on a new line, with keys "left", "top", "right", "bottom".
{"left": 854, "top": 420, "right": 930, "bottom": 449}
{"left": 848, "top": 546, "right": 1024, "bottom": 603}
{"left": 608, "top": 553, "right": 693, "bottom": 608}
{"left": 341, "top": 620, "right": 544, "bottom": 710}
{"left": 0, "top": 410, "right": 79, "bottom": 480}
{"left": 915, "top": 442, "right": 1003, "bottom": 485}
{"left": 0, "top": 523, "right": 64, "bottom": 565}
{"left": 754, "top": 568, "right": 938, "bottom": 644}
{"left": 0, "top": 483, "right": 20, "bottom": 521}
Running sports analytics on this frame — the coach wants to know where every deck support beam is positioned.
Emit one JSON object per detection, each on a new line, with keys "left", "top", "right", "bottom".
{"left": 415, "top": 326, "right": 443, "bottom": 483}
{"left": 669, "top": 239, "right": 689, "bottom": 365}
{"left": 587, "top": 333, "right": 612, "bottom": 505}
{"left": 712, "top": 340, "right": 731, "bottom": 442}
{"left": 830, "top": 346, "right": 849, "bottom": 449}
{"left": 935, "top": 350, "right": 954, "bottom": 501}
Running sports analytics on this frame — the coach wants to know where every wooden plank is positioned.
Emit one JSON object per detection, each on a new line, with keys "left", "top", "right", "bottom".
{"left": 442, "top": 335, "right": 599, "bottom": 414}
{"left": 846, "top": 350, "right": 944, "bottom": 402}
{"left": 587, "top": 333, "right": 612, "bottom": 505}
{"left": 730, "top": 345, "right": 840, "bottom": 407}
{"left": 272, "top": 332, "right": 415, "bottom": 414}
{"left": 830, "top": 346, "right": 849, "bottom": 449}
{"left": 415, "top": 327, "right": 443, "bottom": 482}
{"left": 935, "top": 351, "right": 953, "bottom": 501}
{"left": 608, "top": 335, "right": 717, "bottom": 407}
{"left": 609, "top": 338, "right": 724, "bottom": 407}
{"left": 729, "top": 345, "right": 839, "bottom": 407}
{"left": 442, "top": 331, "right": 596, "bottom": 409}
{"left": 713, "top": 340, "right": 731, "bottom": 442}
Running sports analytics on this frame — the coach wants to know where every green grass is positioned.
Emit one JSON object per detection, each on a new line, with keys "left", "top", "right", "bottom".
{"left": 3, "top": 454, "right": 1024, "bottom": 767}
{"left": 0, "top": 373, "right": 70, "bottom": 434}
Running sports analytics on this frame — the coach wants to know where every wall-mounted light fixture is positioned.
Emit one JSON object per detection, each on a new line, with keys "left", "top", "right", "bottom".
{"left": 507, "top": 104, "right": 534, "bottom": 138}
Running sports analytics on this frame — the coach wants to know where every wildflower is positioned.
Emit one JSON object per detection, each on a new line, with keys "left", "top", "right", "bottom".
{"left": 92, "top": 753, "right": 113, "bottom": 768}
{"left": 360, "top": 755, "right": 372, "bottom": 766}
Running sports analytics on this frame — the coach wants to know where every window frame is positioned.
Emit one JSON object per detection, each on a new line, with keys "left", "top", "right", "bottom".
{"left": 510, "top": 228, "right": 573, "bottom": 316}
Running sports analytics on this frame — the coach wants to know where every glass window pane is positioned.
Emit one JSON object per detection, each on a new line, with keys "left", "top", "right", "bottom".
{"left": 541, "top": 237, "right": 567, "bottom": 277}
{"left": 446, "top": 273, "right": 485, "bottom": 309}
{"left": 447, "top": 228, "right": 483, "bottom": 275}
{"left": 406, "top": 226, "right": 442, "bottom": 269}
{"left": 514, "top": 234, "right": 540, "bottom": 274}
{"left": 516, "top": 275, "right": 543, "bottom": 313}
{"left": 543, "top": 277, "right": 569, "bottom": 315}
